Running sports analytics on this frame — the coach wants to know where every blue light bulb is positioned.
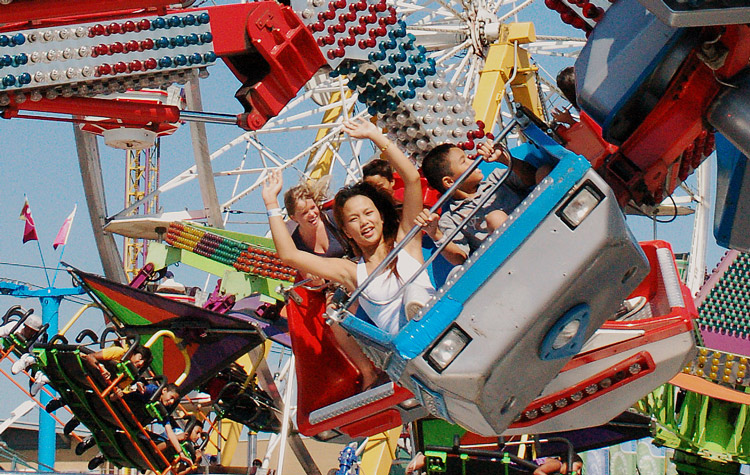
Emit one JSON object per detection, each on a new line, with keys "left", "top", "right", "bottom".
{"left": 168, "top": 16, "right": 182, "bottom": 28}
{"left": 0, "top": 36, "right": 9, "bottom": 47}
{"left": 174, "top": 54, "right": 188, "bottom": 66}
{"left": 200, "top": 32, "right": 213, "bottom": 44}
{"left": 183, "top": 14, "right": 196, "bottom": 26}
{"left": 203, "top": 51, "right": 216, "bottom": 63}
{"left": 197, "top": 12, "right": 210, "bottom": 24}
{"left": 18, "top": 72, "right": 31, "bottom": 85}
{"left": 186, "top": 33, "right": 199, "bottom": 45}
{"left": 11, "top": 34, "right": 25, "bottom": 46}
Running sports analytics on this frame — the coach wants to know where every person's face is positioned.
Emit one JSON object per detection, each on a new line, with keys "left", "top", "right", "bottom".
{"left": 445, "top": 146, "right": 483, "bottom": 192}
{"left": 190, "top": 426, "right": 202, "bottom": 443}
{"left": 291, "top": 198, "right": 321, "bottom": 230}
{"left": 130, "top": 353, "right": 145, "bottom": 369}
{"left": 364, "top": 175, "right": 395, "bottom": 196}
{"left": 571, "top": 461, "right": 582, "bottom": 474}
{"left": 161, "top": 389, "right": 179, "bottom": 407}
{"left": 341, "top": 195, "right": 384, "bottom": 248}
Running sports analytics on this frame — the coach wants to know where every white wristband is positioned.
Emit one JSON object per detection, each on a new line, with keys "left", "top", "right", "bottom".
{"left": 267, "top": 208, "right": 283, "bottom": 218}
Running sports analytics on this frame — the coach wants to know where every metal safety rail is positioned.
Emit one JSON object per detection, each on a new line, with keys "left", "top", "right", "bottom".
{"left": 328, "top": 112, "right": 523, "bottom": 320}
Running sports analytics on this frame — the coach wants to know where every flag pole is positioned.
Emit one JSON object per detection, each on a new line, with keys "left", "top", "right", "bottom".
{"left": 51, "top": 245, "right": 66, "bottom": 287}
{"left": 51, "top": 204, "right": 77, "bottom": 287}
{"left": 35, "top": 240, "right": 51, "bottom": 287}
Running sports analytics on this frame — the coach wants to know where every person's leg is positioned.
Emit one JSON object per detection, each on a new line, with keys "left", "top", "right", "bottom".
{"left": 330, "top": 324, "right": 380, "bottom": 390}
{"left": 485, "top": 209, "right": 509, "bottom": 233}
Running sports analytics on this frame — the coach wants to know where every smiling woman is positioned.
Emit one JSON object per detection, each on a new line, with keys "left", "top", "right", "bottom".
{"left": 283, "top": 183, "right": 346, "bottom": 258}
{"left": 261, "top": 118, "right": 434, "bottom": 336}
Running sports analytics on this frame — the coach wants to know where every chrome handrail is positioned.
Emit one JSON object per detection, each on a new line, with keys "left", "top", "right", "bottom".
{"left": 328, "top": 114, "right": 526, "bottom": 322}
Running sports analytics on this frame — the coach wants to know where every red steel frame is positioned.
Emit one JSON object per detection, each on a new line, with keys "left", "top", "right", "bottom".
{"left": 0, "top": 1, "right": 325, "bottom": 132}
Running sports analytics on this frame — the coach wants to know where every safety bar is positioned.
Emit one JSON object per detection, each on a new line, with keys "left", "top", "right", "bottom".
{"left": 144, "top": 330, "right": 191, "bottom": 386}
{"left": 327, "top": 114, "right": 524, "bottom": 322}
{"left": 6, "top": 307, "right": 35, "bottom": 335}
{"left": 2, "top": 305, "right": 25, "bottom": 324}
{"left": 58, "top": 303, "right": 98, "bottom": 339}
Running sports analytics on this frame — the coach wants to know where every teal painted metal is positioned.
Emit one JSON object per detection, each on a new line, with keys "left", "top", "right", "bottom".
{"left": 0, "top": 281, "right": 84, "bottom": 471}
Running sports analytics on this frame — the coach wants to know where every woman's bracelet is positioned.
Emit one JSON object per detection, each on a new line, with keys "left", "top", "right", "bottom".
{"left": 266, "top": 207, "right": 283, "bottom": 218}
{"left": 379, "top": 141, "right": 391, "bottom": 153}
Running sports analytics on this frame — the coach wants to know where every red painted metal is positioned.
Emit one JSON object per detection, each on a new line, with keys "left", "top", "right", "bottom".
{"left": 556, "top": 112, "right": 618, "bottom": 170}
{"left": 596, "top": 25, "right": 750, "bottom": 206}
{"left": 287, "top": 284, "right": 414, "bottom": 438}
{"left": 3, "top": 96, "right": 181, "bottom": 125}
{"left": 509, "top": 352, "right": 655, "bottom": 428}
{"left": 1, "top": 2, "right": 325, "bottom": 132}
{"left": 208, "top": 2, "right": 326, "bottom": 130}
{"left": 0, "top": 0, "right": 172, "bottom": 25}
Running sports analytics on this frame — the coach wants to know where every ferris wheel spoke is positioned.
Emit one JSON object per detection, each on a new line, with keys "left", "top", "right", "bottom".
{"left": 431, "top": 38, "right": 472, "bottom": 65}
{"left": 496, "top": 0, "right": 535, "bottom": 20}
{"left": 326, "top": 141, "right": 364, "bottom": 184}
{"left": 462, "top": 55, "right": 480, "bottom": 98}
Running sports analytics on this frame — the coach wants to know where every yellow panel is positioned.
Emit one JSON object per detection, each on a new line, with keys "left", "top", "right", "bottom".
{"left": 472, "top": 22, "right": 544, "bottom": 133}
{"left": 504, "top": 22, "right": 536, "bottom": 43}
{"left": 359, "top": 426, "right": 402, "bottom": 475}
{"left": 306, "top": 90, "right": 353, "bottom": 180}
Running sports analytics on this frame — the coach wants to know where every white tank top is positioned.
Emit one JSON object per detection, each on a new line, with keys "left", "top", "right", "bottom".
{"left": 356, "top": 249, "right": 434, "bottom": 335}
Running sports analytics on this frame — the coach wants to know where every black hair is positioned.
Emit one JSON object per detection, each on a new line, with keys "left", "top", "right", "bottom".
{"left": 164, "top": 383, "right": 180, "bottom": 394}
{"left": 421, "top": 143, "right": 459, "bottom": 192}
{"left": 556, "top": 66, "right": 578, "bottom": 110}
{"left": 362, "top": 159, "right": 394, "bottom": 181}
{"left": 332, "top": 181, "right": 400, "bottom": 257}
{"left": 252, "top": 459, "right": 263, "bottom": 467}
{"left": 132, "top": 345, "right": 153, "bottom": 366}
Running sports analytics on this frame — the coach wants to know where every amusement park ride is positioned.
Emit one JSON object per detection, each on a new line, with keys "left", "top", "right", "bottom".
{"left": 3, "top": 0, "right": 750, "bottom": 474}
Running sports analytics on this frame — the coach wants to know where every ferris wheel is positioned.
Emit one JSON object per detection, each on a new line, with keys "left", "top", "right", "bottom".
{"left": 85, "top": 0, "right": 591, "bottom": 284}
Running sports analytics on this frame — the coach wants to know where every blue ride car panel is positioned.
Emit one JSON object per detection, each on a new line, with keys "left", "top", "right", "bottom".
{"left": 341, "top": 120, "right": 649, "bottom": 435}
{"left": 575, "top": 0, "right": 687, "bottom": 143}
{"left": 714, "top": 133, "right": 750, "bottom": 251}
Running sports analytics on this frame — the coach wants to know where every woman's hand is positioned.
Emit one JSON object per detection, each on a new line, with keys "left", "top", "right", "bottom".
{"left": 478, "top": 141, "right": 511, "bottom": 165}
{"left": 262, "top": 169, "right": 284, "bottom": 207}
{"left": 342, "top": 117, "right": 380, "bottom": 140}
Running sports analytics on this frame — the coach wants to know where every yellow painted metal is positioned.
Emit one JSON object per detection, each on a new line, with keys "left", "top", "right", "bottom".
{"left": 143, "top": 330, "right": 191, "bottom": 385}
{"left": 359, "top": 426, "right": 402, "bottom": 475}
{"left": 58, "top": 303, "right": 98, "bottom": 337}
{"left": 305, "top": 90, "right": 353, "bottom": 180}
{"left": 123, "top": 144, "right": 159, "bottom": 281}
{"left": 472, "top": 22, "right": 544, "bottom": 132}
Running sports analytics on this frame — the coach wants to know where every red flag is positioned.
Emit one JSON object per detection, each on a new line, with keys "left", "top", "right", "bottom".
{"left": 53, "top": 205, "right": 77, "bottom": 250}
{"left": 19, "top": 198, "right": 38, "bottom": 244}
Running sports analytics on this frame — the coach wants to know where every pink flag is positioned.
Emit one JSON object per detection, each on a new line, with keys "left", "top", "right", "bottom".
{"left": 19, "top": 198, "right": 39, "bottom": 244}
{"left": 53, "top": 205, "right": 77, "bottom": 250}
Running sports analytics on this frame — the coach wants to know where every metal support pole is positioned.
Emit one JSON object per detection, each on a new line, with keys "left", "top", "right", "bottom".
{"left": 38, "top": 296, "right": 61, "bottom": 471}
{"left": 276, "top": 356, "right": 295, "bottom": 475}
{"left": 74, "top": 125, "right": 128, "bottom": 283}
{"left": 184, "top": 80, "right": 224, "bottom": 229}
{"left": 687, "top": 158, "right": 711, "bottom": 295}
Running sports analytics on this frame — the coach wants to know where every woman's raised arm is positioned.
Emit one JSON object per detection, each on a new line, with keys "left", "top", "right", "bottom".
{"left": 262, "top": 170, "right": 357, "bottom": 290}
{"left": 342, "top": 119, "right": 423, "bottom": 253}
